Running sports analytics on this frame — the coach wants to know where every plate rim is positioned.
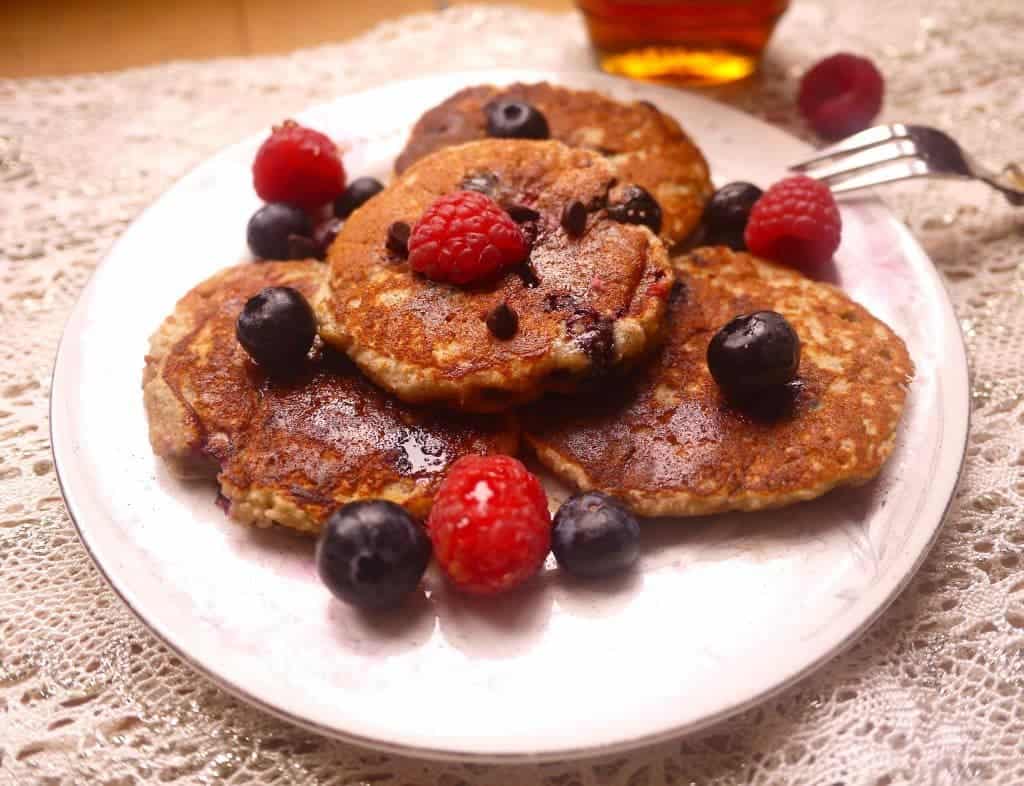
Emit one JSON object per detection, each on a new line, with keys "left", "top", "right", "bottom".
{"left": 49, "top": 67, "right": 971, "bottom": 763}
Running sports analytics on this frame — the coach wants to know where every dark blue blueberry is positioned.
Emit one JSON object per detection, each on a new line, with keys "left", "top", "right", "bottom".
{"left": 702, "top": 182, "right": 762, "bottom": 250}
{"left": 246, "top": 202, "right": 313, "bottom": 260}
{"left": 334, "top": 177, "right": 384, "bottom": 219}
{"left": 707, "top": 310, "right": 801, "bottom": 394}
{"left": 315, "top": 501, "right": 431, "bottom": 610}
{"left": 235, "top": 286, "right": 316, "bottom": 372}
{"left": 552, "top": 492, "right": 640, "bottom": 579}
{"left": 608, "top": 185, "right": 662, "bottom": 235}
{"left": 485, "top": 100, "right": 550, "bottom": 140}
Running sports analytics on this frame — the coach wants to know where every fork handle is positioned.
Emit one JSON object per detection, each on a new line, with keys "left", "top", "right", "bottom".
{"left": 966, "top": 159, "right": 1024, "bottom": 206}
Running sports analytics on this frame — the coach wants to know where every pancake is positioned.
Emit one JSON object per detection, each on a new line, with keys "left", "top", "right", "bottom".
{"left": 525, "top": 247, "right": 914, "bottom": 517}
{"left": 395, "top": 82, "right": 713, "bottom": 245}
{"left": 143, "top": 261, "right": 517, "bottom": 533}
{"left": 319, "top": 139, "right": 675, "bottom": 414}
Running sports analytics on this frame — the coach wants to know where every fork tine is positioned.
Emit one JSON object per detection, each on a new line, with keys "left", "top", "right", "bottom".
{"left": 789, "top": 123, "right": 911, "bottom": 171}
{"left": 825, "top": 159, "right": 932, "bottom": 194}
{"left": 795, "top": 139, "right": 918, "bottom": 182}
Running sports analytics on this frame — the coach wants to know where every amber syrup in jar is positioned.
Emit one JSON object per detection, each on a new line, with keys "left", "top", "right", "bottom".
{"left": 577, "top": 0, "right": 789, "bottom": 85}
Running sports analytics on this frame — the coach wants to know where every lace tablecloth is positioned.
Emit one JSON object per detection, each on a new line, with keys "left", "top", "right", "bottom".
{"left": 3, "top": 2, "right": 1023, "bottom": 783}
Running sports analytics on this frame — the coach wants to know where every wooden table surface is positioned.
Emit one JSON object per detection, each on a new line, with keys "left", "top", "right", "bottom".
{"left": 3, "top": 0, "right": 572, "bottom": 78}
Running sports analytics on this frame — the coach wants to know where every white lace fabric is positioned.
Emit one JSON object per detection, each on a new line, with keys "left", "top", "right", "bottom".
{"left": 2, "top": 2, "right": 1023, "bottom": 783}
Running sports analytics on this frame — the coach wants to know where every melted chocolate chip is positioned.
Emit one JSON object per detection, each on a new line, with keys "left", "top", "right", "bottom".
{"left": 561, "top": 200, "right": 587, "bottom": 237}
{"left": 386, "top": 221, "right": 410, "bottom": 257}
{"left": 608, "top": 185, "right": 663, "bottom": 235}
{"left": 485, "top": 302, "right": 519, "bottom": 340}
{"left": 669, "top": 279, "right": 687, "bottom": 305}
{"left": 460, "top": 171, "right": 499, "bottom": 197}
{"left": 519, "top": 220, "right": 540, "bottom": 249}
{"left": 516, "top": 259, "right": 541, "bottom": 288}
{"left": 506, "top": 203, "right": 541, "bottom": 223}
{"left": 543, "top": 292, "right": 577, "bottom": 312}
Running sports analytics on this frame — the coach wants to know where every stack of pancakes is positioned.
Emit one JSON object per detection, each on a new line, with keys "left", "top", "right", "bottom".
{"left": 144, "top": 82, "right": 913, "bottom": 535}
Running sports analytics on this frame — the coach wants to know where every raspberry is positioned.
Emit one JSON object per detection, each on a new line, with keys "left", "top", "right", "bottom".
{"left": 744, "top": 175, "right": 842, "bottom": 270}
{"left": 427, "top": 455, "right": 551, "bottom": 595}
{"left": 798, "top": 53, "right": 884, "bottom": 140}
{"left": 408, "top": 191, "right": 528, "bottom": 285}
{"left": 253, "top": 120, "right": 346, "bottom": 211}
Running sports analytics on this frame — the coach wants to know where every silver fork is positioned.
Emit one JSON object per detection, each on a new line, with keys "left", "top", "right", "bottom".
{"left": 790, "top": 123, "right": 1024, "bottom": 206}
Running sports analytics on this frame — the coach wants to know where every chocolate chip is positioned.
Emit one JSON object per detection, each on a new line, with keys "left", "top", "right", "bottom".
{"left": 312, "top": 218, "right": 343, "bottom": 260}
{"left": 386, "top": 221, "right": 410, "bottom": 257}
{"left": 287, "top": 234, "right": 319, "bottom": 260}
{"left": 460, "top": 171, "right": 499, "bottom": 196}
{"left": 485, "top": 302, "right": 519, "bottom": 340}
{"left": 506, "top": 203, "right": 540, "bottom": 223}
{"left": 561, "top": 200, "right": 587, "bottom": 237}
{"left": 516, "top": 259, "right": 541, "bottom": 288}
{"left": 519, "top": 220, "right": 540, "bottom": 249}
{"left": 669, "top": 279, "right": 687, "bottom": 305}
{"left": 543, "top": 292, "right": 577, "bottom": 312}
{"left": 608, "top": 185, "right": 663, "bottom": 235}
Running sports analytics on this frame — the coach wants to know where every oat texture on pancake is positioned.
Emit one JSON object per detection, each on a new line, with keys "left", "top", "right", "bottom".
{"left": 318, "top": 139, "right": 675, "bottom": 413}
{"left": 526, "top": 247, "right": 914, "bottom": 517}
{"left": 142, "top": 261, "right": 517, "bottom": 534}
{"left": 395, "top": 82, "right": 713, "bottom": 245}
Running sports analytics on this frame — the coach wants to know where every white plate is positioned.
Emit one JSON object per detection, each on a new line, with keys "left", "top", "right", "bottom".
{"left": 51, "top": 69, "right": 969, "bottom": 762}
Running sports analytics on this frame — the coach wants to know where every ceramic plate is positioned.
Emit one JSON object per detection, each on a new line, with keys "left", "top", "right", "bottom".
{"left": 50, "top": 69, "right": 969, "bottom": 762}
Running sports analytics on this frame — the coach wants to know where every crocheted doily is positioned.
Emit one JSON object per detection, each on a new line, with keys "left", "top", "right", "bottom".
{"left": 2, "top": 1, "right": 1022, "bottom": 783}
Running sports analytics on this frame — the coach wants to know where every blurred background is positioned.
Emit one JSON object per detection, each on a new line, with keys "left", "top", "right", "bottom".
{"left": 3, "top": 0, "right": 571, "bottom": 78}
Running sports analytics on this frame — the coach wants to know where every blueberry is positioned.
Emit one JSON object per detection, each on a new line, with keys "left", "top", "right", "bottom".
{"left": 235, "top": 286, "right": 316, "bottom": 371}
{"left": 702, "top": 182, "right": 763, "bottom": 250}
{"left": 485, "top": 100, "right": 550, "bottom": 140}
{"left": 316, "top": 500, "right": 431, "bottom": 610}
{"left": 552, "top": 492, "right": 640, "bottom": 579}
{"left": 707, "top": 310, "right": 801, "bottom": 393}
{"left": 246, "top": 203, "right": 313, "bottom": 260}
{"left": 608, "top": 185, "right": 662, "bottom": 235}
{"left": 334, "top": 177, "right": 384, "bottom": 219}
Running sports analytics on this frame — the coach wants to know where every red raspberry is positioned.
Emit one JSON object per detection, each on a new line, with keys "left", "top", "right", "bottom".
{"left": 408, "top": 191, "right": 528, "bottom": 286}
{"left": 253, "top": 120, "right": 346, "bottom": 211}
{"left": 427, "top": 455, "right": 551, "bottom": 595}
{"left": 744, "top": 175, "right": 842, "bottom": 270}
{"left": 798, "top": 53, "right": 884, "bottom": 140}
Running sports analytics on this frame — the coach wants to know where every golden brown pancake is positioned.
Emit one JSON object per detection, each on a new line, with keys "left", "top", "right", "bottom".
{"left": 525, "top": 247, "right": 914, "bottom": 517}
{"left": 319, "top": 139, "right": 674, "bottom": 414}
{"left": 395, "top": 82, "right": 713, "bottom": 245}
{"left": 143, "top": 261, "right": 517, "bottom": 533}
